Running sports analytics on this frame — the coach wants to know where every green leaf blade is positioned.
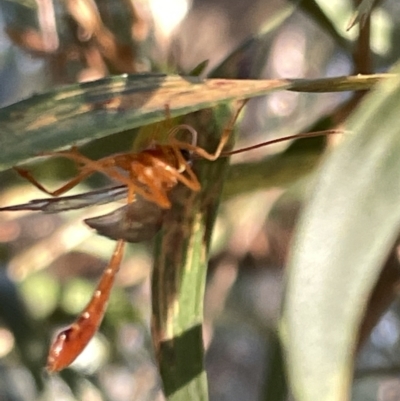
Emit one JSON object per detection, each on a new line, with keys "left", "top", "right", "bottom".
{"left": 1, "top": 73, "right": 392, "bottom": 172}
{"left": 151, "top": 105, "right": 235, "bottom": 401}
{"left": 282, "top": 72, "right": 400, "bottom": 401}
{"left": 0, "top": 74, "right": 291, "bottom": 170}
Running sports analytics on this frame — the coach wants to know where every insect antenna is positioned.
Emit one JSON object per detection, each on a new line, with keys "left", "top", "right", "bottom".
{"left": 220, "top": 129, "right": 344, "bottom": 157}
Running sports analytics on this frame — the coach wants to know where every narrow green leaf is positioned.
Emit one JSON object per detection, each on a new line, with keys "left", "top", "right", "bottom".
{"left": 151, "top": 105, "right": 234, "bottom": 400}
{"left": 289, "top": 74, "right": 392, "bottom": 93}
{"left": 347, "top": 0, "right": 375, "bottom": 31}
{"left": 282, "top": 70, "right": 400, "bottom": 401}
{"left": 0, "top": 73, "right": 392, "bottom": 171}
{"left": 0, "top": 74, "right": 290, "bottom": 170}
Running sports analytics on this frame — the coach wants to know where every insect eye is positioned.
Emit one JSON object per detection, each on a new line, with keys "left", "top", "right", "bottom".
{"left": 180, "top": 149, "right": 192, "bottom": 162}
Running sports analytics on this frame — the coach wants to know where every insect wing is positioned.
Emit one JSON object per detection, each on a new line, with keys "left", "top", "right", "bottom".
{"left": 85, "top": 195, "right": 164, "bottom": 242}
{"left": 0, "top": 185, "right": 127, "bottom": 213}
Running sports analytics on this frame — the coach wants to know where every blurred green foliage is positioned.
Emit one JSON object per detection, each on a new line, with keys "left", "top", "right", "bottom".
{"left": 1, "top": 1, "right": 400, "bottom": 401}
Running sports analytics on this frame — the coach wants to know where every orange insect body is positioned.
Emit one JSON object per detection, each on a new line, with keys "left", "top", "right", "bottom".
{"left": 11, "top": 104, "right": 245, "bottom": 373}
{"left": 16, "top": 143, "right": 199, "bottom": 209}
{"left": 2, "top": 101, "right": 340, "bottom": 373}
{"left": 42, "top": 141, "right": 206, "bottom": 371}
{"left": 40, "top": 146, "right": 202, "bottom": 371}
{"left": 47, "top": 239, "right": 125, "bottom": 372}
{"left": 110, "top": 144, "right": 201, "bottom": 207}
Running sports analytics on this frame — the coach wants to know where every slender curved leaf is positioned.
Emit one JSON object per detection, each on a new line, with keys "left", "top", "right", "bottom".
{"left": 151, "top": 105, "right": 235, "bottom": 400}
{"left": 0, "top": 74, "right": 291, "bottom": 170}
{"left": 347, "top": 0, "right": 375, "bottom": 31}
{"left": 0, "top": 73, "right": 392, "bottom": 171}
{"left": 282, "top": 69, "right": 400, "bottom": 401}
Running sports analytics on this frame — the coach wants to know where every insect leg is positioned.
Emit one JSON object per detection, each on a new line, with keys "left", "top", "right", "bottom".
{"left": 16, "top": 150, "right": 153, "bottom": 202}
{"left": 41, "top": 147, "right": 103, "bottom": 167}
{"left": 47, "top": 151, "right": 167, "bottom": 205}
{"left": 169, "top": 100, "right": 247, "bottom": 161}
{"left": 168, "top": 147, "right": 201, "bottom": 191}
{"left": 13, "top": 147, "right": 111, "bottom": 197}
{"left": 13, "top": 167, "right": 94, "bottom": 197}
{"left": 46, "top": 239, "right": 125, "bottom": 372}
